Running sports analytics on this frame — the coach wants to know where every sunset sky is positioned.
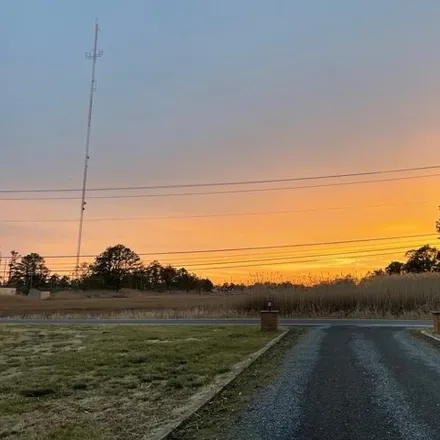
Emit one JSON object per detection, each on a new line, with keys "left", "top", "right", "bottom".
{"left": 1, "top": 1, "right": 440, "bottom": 283}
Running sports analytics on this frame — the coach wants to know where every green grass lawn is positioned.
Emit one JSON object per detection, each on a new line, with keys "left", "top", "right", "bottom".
{"left": 0, "top": 325, "right": 277, "bottom": 440}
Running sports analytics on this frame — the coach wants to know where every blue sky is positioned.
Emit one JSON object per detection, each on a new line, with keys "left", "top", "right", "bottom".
{"left": 3, "top": 0, "right": 440, "bottom": 186}
{"left": 2, "top": 1, "right": 440, "bottom": 280}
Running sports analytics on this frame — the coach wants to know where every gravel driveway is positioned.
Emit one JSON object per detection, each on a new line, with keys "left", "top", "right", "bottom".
{"left": 228, "top": 327, "right": 440, "bottom": 440}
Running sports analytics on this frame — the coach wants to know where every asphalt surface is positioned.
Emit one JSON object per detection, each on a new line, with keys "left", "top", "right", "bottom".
{"left": 0, "top": 318, "right": 432, "bottom": 327}
{"left": 228, "top": 327, "right": 440, "bottom": 440}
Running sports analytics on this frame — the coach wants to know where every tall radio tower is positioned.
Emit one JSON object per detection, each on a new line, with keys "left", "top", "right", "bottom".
{"left": 75, "top": 20, "right": 103, "bottom": 273}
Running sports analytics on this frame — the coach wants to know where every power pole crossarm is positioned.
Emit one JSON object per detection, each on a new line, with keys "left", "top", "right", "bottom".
{"left": 75, "top": 21, "right": 103, "bottom": 273}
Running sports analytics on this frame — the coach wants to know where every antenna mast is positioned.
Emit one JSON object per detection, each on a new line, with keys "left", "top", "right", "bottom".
{"left": 75, "top": 20, "right": 103, "bottom": 273}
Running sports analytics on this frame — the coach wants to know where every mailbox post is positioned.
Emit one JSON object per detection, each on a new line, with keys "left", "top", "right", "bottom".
{"left": 260, "top": 301, "right": 279, "bottom": 331}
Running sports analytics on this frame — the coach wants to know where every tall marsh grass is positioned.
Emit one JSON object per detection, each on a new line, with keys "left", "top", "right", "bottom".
{"left": 236, "top": 273, "right": 440, "bottom": 318}
{"left": 2, "top": 273, "right": 439, "bottom": 318}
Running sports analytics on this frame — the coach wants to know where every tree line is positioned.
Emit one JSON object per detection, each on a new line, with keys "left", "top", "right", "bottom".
{"left": 0, "top": 244, "right": 214, "bottom": 293}
{"left": 371, "top": 244, "right": 440, "bottom": 276}
{"left": 367, "top": 218, "right": 440, "bottom": 276}
{"left": 2, "top": 218, "right": 439, "bottom": 293}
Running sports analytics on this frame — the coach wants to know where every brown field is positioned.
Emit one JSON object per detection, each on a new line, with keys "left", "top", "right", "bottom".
{"left": 0, "top": 291, "right": 244, "bottom": 318}
{"left": 1, "top": 273, "right": 440, "bottom": 319}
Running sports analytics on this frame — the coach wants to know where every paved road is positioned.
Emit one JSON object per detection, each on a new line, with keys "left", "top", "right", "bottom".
{"left": 228, "top": 327, "right": 440, "bottom": 440}
{"left": 0, "top": 318, "right": 432, "bottom": 327}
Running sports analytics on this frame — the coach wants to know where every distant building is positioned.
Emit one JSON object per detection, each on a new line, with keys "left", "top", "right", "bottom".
{"left": 28, "top": 289, "right": 51, "bottom": 300}
{"left": 0, "top": 287, "right": 16, "bottom": 296}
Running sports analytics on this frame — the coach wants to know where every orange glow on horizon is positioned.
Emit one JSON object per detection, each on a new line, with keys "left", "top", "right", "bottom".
{"left": 2, "top": 170, "right": 438, "bottom": 284}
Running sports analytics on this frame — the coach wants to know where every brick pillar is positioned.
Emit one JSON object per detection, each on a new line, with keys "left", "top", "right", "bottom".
{"left": 432, "top": 311, "right": 440, "bottom": 334}
{"left": 260, "top": 310, "right": 279, "bottom": 331}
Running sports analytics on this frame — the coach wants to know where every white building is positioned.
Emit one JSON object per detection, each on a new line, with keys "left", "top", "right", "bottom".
{"left": 0, "top": 287, "right": 16, "bottom": 296}
{"left": 28, "top": 288, "right": 51, "bottom": 300}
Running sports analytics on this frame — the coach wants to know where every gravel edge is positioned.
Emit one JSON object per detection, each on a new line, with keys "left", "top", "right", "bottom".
{"left": 420, "top": 330, "right": 440, "bottom": 343}
{"left": 148, "top": 329, "right": 290, "bottom": 440}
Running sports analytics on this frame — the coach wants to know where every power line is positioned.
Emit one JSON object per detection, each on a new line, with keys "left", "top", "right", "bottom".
{"left": 46, "top": 248, "right": 414, "bottom": 273}
{"left": 43, "top": 238, "right": 435, "bottom": 267}
{"left": 45, "top": 244, "right": 421, "bottom": 271}
{"left": 0, "top": 199, "right": 437, "bottom": 223}
{"left": 128, "top": 238, "right": 439, "bottom": 265}
{"left": 1, "top": 173, "right": 439, "bottom": 201}
{"left": 186, "top": 250, "right": 410, "bottom": 271}
{"left": 180, "top": 245, "right": 415, "bottom": 269}
{"left": 1, "top": 164, "right": 440, "bottom": 194}
{"left": 3, "top": 232, "right": 435, "bottom": 260}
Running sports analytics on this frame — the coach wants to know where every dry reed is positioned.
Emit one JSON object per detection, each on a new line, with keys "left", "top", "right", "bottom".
{"left": 1, "top": 273, "right": 439, "bottom": 319}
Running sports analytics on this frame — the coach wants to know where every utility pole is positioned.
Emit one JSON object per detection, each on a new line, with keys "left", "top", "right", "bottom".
{"left": 75, "top": 20, "right": 103, "bottom": 273}
{"left": 2, "top": 255, "right": 7, "bottom": 285}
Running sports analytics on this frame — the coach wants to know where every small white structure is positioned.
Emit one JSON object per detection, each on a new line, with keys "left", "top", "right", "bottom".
{"left": 0, "top": 287, "right": 16, "bottom": 296}
{"left": 28, "top": 289, "right": 51, "bottom": 300}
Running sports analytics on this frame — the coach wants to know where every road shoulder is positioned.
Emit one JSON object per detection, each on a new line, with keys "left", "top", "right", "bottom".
{"left": 168, "top": 329, "right": 306, "bottom": 440}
